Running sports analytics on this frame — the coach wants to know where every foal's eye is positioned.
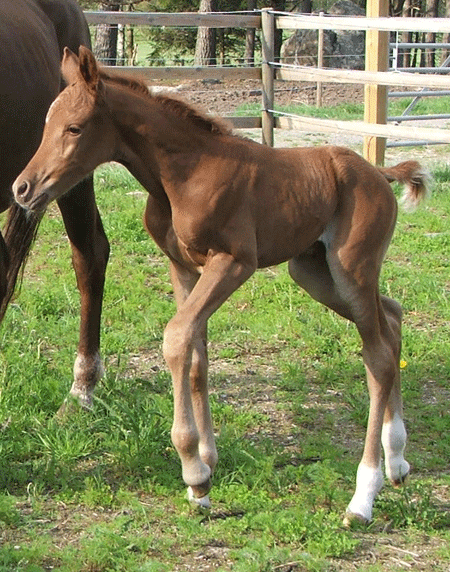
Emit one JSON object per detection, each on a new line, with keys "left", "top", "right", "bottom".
{"left": 67, "top": 125, "right": 81, "bottom": 136}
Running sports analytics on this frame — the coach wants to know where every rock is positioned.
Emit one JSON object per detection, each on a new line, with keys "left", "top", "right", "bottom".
{"left": 280, "top": 0, "right": 365, "bottom": 70}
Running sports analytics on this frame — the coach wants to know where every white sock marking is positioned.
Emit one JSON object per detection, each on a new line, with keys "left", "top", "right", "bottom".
{"left": 382, "top": 413, "right": 410, "bottom": 483}
{"left": 346, "top": 462, "right": 384, "bottom": 522}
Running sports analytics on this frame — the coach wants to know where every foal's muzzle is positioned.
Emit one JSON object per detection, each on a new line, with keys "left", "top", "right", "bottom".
{"left": 12, "top": 178, "right": 49, "bottom": 213}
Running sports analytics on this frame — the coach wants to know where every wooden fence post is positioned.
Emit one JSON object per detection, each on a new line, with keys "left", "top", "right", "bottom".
{"left": 363, "top": 0, "right": 389, "bottom": 165}
{"left": 261, "top": 8, "right": 275, "bottom": 146}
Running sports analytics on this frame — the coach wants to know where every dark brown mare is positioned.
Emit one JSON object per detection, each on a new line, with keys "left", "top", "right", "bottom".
{"left": 13, "top": 47, "right": 429, "bottom": 524}
{"left": 1, "top": 1, "right": 109, "bottom": 411}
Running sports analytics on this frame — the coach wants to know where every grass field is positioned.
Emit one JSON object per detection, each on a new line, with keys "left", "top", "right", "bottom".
{"left": 1, "top": 139, "right": 450, "bottom": 571}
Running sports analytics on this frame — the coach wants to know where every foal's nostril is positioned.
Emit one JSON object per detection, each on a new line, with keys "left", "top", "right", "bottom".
{"left": 16, "top": 180, "right": 30, "bottom": 197}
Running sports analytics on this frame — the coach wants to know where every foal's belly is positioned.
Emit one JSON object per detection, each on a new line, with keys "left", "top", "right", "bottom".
{"left": 255, "top": 221, "right": 326, "bottom": 269}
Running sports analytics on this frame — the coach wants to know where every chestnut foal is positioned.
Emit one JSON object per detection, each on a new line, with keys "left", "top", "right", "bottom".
{"left": 14, "top": 47, "right": 429, "bottom": 524}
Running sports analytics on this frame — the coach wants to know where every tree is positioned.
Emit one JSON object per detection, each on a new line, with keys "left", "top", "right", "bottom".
{"left": 194, "top": 0, "right": 217, "bottom": 65}
{"left": 245, "top": 0, "right": 257, "bottom": 65}
{"left": 443, "top": 0, "right": 450, "bottom": 63}
{"left": 425, "top": 0, "right": 440, "bottom": 67}
{"left": 94, "top": 1, "right": 121, "bottom": 65}
{"left": 266, "top": 0, "right": 286, "bottom": 62}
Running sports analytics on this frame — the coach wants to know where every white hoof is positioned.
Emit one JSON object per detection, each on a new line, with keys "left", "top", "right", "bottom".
{"left": 187, "top": 486, "right": 211, "bottom": 510}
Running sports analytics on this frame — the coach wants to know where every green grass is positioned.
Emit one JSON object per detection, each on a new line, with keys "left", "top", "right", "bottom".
{"left": 0, "top": 160, "right": 450, "bottom": 571}
{"left": 235, "top": 95, "right": 450, "bottom": 125}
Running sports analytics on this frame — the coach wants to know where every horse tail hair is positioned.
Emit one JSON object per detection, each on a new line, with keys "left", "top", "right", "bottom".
{"left": 0, "top": 203, "right": 43, "bottom": 322}
{"left": 377, "top": 160, "right": 431, "bottom": 212}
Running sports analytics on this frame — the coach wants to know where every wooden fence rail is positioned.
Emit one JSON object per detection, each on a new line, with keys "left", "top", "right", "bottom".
{"left": 85, "top": 10, "right": 450, "bottom": 164}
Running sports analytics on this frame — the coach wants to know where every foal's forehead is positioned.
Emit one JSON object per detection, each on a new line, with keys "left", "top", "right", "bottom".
{"left": 45, "top": 84, "right": 94, "bottom": 124}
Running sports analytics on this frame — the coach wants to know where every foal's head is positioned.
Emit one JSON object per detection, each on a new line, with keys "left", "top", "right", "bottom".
{"left": 13, "top": 46, "right": 112, "bottom": 212}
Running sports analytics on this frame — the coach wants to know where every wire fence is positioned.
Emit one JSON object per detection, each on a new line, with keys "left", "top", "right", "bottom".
{"left": 85, "top": 9, "right": 450, "bottom": 161}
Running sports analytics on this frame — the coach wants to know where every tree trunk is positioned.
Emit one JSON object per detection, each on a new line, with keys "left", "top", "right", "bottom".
{"left": 126, "top": 24, "right": 135, "bottom": 65}
{"left": 267, "top": 0, "right": 286, "bottom": 62}
{"left": 94, "top": 2, "right": 120, "bottom": 66}
{"left": 245, "top": 0, "right": 257, "bottom": 66}
{"left": 400, "top": 0, "right": 412, "bottom": 68}
{"left": 194, "top": 0, "right": 217, "bottom": 66}
{"left": 442, "top": 0, "right": 450, "bottom": 63}
{"left": 425, "top": 0, "right": 440, "bottom": 67}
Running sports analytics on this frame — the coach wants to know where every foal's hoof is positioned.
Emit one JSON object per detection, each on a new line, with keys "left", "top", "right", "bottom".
{"left": 187, "top": 486, "right": 211, "bottom": 512}
{"left": 343, "top": 511, "right": 370, "bottom": 529}
{"left": 391, "top": 472, "right": 409, "bottom": 488}
{"left": 55, "top": 393, "right": 93, "bottom": 420}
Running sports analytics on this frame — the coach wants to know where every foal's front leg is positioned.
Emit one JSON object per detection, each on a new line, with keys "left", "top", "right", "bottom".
{"left": 168, "top": 261, "right": 218, "bottom": 506}
{"left": 163, "top": 253, "right": 255, "bottom": 506}
{"left": 56, "top": 177, "right": 110, "bottom": 413}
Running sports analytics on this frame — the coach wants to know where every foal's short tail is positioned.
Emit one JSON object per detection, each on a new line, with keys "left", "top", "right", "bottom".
{"left": 0, "top": 203, "right": 43, "bottom": 322}
{"left": 377, "top": 160, "right": 431, "bottom": 212}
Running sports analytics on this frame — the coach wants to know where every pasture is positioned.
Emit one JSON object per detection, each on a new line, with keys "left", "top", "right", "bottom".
{"left": 1, "top": 144, "right": 450, "bottom": 570}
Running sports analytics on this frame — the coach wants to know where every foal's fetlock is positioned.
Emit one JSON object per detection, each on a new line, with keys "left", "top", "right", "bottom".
{"left": 189, "top": 477, "right": 212, "bottom": 498}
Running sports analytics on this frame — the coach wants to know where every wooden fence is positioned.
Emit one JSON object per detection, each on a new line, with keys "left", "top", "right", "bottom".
{"left": 85, "top": 10, "right": 450, "bottom": 164}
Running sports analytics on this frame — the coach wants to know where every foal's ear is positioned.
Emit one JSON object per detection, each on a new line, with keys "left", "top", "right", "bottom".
{"left": 78, "top": 46, "right": 101, "bottom": 94}
{"left": 61, "top": 46, "right": 101, "bottom": 96}
{"left": 61, "top": 47, "right": 82, "bottom": 85}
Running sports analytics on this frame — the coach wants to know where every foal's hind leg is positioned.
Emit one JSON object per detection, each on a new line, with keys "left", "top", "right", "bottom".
{"left": 289, "top": 240, "right": 408, "bottom": 523}
{"left": 56, "top": 177, "right": 110, "bottom": 413}
{"left": 380, "top": 297, "right": 410, "bottom": 486}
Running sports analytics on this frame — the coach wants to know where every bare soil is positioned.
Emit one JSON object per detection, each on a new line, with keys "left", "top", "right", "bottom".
{"left": 159, "top": 78, "right": 448, "bottom": 161}
{"left": 174, "top": 78, "right": 364, "bottom": 116}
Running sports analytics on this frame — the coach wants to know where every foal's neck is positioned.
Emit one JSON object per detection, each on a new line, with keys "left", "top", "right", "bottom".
{"left": 106, "top": 81, "right": 224, "bottom": 154}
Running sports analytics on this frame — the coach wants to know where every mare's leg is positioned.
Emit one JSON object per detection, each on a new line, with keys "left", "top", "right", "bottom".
{"left": 169, "top": 261, "right": 218, "bottom": 507}
{"left": 56, "top": 176, "right": 110, "bottom": 412}
{"left": 288, "top": 239, "right": 408, "bottom": 524}
{"left": 163, "top": 253, "right": 255, "bottom": 505}
{"left": 0, "top": 232, "right": 9, "bottom": 304}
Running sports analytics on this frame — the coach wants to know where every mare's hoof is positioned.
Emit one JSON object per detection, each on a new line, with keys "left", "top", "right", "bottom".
{"left": 343, "top": 511, "right": 370, "bottom": 529}
{"left": 187, "top": 486, "right": 211, "bottom": 512}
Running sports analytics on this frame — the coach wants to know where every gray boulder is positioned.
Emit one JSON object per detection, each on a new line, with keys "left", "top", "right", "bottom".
{"left": 280, "top": 0, "right": 365, "bottom": 70}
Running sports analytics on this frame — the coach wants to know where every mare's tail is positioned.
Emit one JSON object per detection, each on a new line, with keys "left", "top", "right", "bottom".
{"left": 377, "top": 160, "right": 431, "bottom": 212}
{"left": 0, "top": 203, "right": 43, "bottom": 322}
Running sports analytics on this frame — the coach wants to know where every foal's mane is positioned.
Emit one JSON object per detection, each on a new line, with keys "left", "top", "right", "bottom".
{"left": 100, "top": 70, "right": 231, "bottom": 136}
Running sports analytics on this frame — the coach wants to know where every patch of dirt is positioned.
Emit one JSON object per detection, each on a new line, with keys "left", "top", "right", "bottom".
{"left": 152, "top": 78, "right": 450, "bottom": 163}
{"left": 170, "top": 78, "right": 364, "bottom": 116}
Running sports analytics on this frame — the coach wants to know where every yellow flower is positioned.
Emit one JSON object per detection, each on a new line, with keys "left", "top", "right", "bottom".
{"left": 400, "top": 360, "right": 407, "bottom": 369}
